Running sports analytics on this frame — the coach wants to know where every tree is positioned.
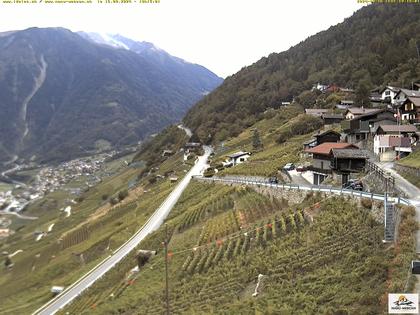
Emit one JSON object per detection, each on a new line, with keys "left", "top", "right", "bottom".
{"left": 355, "top": 80, "right": 372, "bottom": 106}
{"left": 252, "top": 129, "right": 263, "bottom": 151}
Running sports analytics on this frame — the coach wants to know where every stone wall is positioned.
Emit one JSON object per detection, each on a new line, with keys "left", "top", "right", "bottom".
{"left": 395, "top": 163, "right": 420, "bottom": 178}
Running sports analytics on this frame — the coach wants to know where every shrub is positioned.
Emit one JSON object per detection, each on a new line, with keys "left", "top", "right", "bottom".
{"left": 360, "top": 198, "right": 372, "bottom": 209}
{"left": 109, "top": 198, "right": 119, "bottom": 206}
{"left": 118, "top": 189, "right": 129, "bottom": 201}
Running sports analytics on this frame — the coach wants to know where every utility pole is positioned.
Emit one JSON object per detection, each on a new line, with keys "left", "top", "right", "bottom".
{"left": 164, "top": 224, "right": 170, "bottom": 315}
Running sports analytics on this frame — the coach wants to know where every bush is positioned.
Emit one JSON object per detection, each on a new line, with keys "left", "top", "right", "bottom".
{"left": 118, "top": 190, "right": 129, "bottom": 201}
{"left": 109, "top": 198, "right": 119, "bottom": 206}
{"left": 101, "top": 194, "right": 109, "bottom": 201}
{"left": 360, "top": 199, "right": 372, "bottom": 209}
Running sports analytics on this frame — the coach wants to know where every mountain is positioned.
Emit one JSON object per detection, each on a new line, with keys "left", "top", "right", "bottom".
{"left": 183, "top": 4, "right": 420, "bottom": 143}
{"left": 0, "top": 28, "right": 222, "bottom": 164}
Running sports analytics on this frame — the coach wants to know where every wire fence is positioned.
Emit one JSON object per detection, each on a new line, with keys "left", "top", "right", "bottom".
{"left": 195, "top": 176, "right": 411, "bottom": 206}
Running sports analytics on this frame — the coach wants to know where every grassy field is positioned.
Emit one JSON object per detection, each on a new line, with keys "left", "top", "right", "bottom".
{"left": 0, "top": 182, "right": 13, "bottom": 193}
{"left": 0, "top": 150, "right": 189, "bottom": 314}
{"left": 399, "top": 151, "right": 420, "bottom": 168}
{"left": 58, "top": 181, "right": 416, "bottom": 315}
{"left": 211, "top": 107, "right": 324, "bottom": 177}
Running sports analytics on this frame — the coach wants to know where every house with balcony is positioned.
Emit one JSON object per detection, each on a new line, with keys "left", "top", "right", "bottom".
{"left": 393, "top": 89, "right": 420, "bottom": 106}
{"left": 396, "top": 96, "right": 420, "bottom": 124}
{"left": 304, "top": 142, "right": 368, "bottom": 185}
{"left": 373, "top": 124, "right": 418, "bottom": 161}
{"left": 342, "top": 109, "right": 396, "bottom": 144}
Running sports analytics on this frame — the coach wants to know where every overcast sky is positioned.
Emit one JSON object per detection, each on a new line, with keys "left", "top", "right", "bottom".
{"left": 0, "top": 0, "right": 365, "bottom": 77}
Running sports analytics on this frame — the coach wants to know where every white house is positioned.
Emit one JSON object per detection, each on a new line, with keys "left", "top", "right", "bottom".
{"left": 224, "top": 151, "right": 251, "bottom": 166}
{"left": 380, "top": 86, "right": 401, "bottom": 105}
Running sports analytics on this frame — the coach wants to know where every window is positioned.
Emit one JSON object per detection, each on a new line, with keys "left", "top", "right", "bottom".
{"left": 385, "top": 91, "right": 390, "bottom": 95}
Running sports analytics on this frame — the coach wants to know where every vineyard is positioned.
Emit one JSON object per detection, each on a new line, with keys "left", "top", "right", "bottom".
{"left": 59, "top": 180, "right": 406, "bottom": 315}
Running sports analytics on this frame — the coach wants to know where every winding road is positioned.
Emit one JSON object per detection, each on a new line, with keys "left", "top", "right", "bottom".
{"left": 33, "top": 146, "right": 212, "bottom": 315}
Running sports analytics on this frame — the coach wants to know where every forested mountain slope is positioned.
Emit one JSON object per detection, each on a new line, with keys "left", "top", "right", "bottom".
{"left": 184, "top": 4, "right": 420, "bottom": 142}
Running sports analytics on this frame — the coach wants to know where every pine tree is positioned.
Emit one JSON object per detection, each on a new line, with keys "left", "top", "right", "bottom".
{"left": 252, "top": 129, "right": 263, "bottom": 151}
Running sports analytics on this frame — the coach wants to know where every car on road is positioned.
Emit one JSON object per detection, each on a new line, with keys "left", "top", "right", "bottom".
{"left": 343, "top": 179, "right": 363, "bottom": 191}
{"left": 295, "top": 165, "right": 307, "bottom": 172}
{"left": 283, "top": 163, "right": 295, "bottom": 171}
{"left": 268, "top": 176, "right": 278, "bottom": 184}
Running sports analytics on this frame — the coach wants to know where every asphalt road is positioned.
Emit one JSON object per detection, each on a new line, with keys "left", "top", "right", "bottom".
{"left": 34, "top": 146, "right": 212, "bottom": 315}
{"left": 376, "top": 161, "right": 420, "bottom": 253}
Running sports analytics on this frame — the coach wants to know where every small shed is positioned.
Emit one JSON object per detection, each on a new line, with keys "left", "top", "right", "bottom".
{"left": 227, "top": 152, "right": 251, "bottom": 166}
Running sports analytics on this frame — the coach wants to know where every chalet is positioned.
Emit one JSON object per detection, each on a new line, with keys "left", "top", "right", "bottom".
{"left": 380, "top": 86, "right": 401, "bottom": 104}
{"left": 305, "top": 142, "right": 362, "bottom": 185}
{"left": 314, "top": 130, "right": 341, "bottom": 144}
{"left": 330, "top": 148, "right": 370, "bottom": 184}
{"left": 225, "top": 151, "right": 251, "bottom": 166}
{"left": 303, "top": 130, "right": 341, "bottom": 151}
{"left": 342, "top": 109, "right": 396, "bottom": 144}
{"left": 305, "top": 108, "right": 328, "bottom": 117}
{"left": 344, "top": 107, "right": 378, "bottom": 120}
{"left": 321, "top": 113, "right": 344, "bottom": 125}
{"left": 373, "top": 124, "right": 418, "bottom": 161}
{"left": 393, "top": 89, "right": 420, "bottom": 106}
{"left": 396, "top": 97, "right": 420, "bottom": 124}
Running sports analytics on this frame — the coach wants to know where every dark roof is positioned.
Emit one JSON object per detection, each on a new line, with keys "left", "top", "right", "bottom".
{"left": 321, "top": 114, "right": 344, "bottom": 119}
{"left": 228, "top": 151, "right": 251, "bottom": 159}
{"left": 331, "top": 149, "right": 370, "bottom": 159}
{"left": 350, "top": 108, "right": 395, "bottom": 121}
{"left": 377, "top": 124, "right": 418, "bottom": 133}
{"left": 305, "top": 142, "right": 357, "bottom": 155}
{"left": 313, "top": 130, "right": 342, "bottom": 137}
{"left": 303, "top": 138, "right": 316, "bottom": 145}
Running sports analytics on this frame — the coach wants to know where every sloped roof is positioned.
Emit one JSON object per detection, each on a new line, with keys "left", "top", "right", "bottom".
{"left": 377, "top": 124, "right": 418, "bottom": 133}
{"left": 395, "top": 89, "right": 420, "bottom": 99}
{"left": 305, "top": 142, "right": 357, "bottom": 155}
{"left": 351, "top": 108, "right": 395, "bottom": 121}
{"left": 305, "top": 108, "right": 328, "bottom": 114}
{"left": 313, "top": 129, "right": 342, "bottom": 137}
{"left": 406, "top": 96, "right": 420, "bottom": 107}
{"left": 331, "top": 149, "right": 370, "bottom": 159}
{"left": 228, "top": 151, "right": 251, "bottom": 159}
{"left": 345, "top": 107, "right": 379, "bottom": 116}
{"left": 379, "top": 86, "right": 401, "bottom": 94}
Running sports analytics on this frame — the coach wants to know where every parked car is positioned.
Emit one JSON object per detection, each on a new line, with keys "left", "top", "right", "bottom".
{"left": 283, "top": 163, "right": 295, "bottom": 171}
{"left": 268, "top": 177, "right": 278, "bottom": 184}
{"left": 295, "top": 165, "right": 307, "bottom": 172}
{"left": 343, "top": 179, "right": 363, "bottom": 191}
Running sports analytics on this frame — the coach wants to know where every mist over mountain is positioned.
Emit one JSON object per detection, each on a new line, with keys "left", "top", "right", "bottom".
{"left": 0, "top": 28, "right": 222, "bottom": 164}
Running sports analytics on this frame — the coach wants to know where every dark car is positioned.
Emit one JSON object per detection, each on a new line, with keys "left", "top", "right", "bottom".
{"left": 343, "top": 179, "right": 363, "bottom": 191}
{"left": 295, "top": 165, "right": 307, "bottom": 172}
{"left": 268, "top": 177, "right": 278, "bottom": 184}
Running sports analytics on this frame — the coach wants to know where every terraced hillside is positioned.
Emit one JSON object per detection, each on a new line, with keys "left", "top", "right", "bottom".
{"left": 59, "top": 181, "right": 417, "bottom": 314}
{"left": 0, "top": 149, "right": 192, "bottom": 314}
